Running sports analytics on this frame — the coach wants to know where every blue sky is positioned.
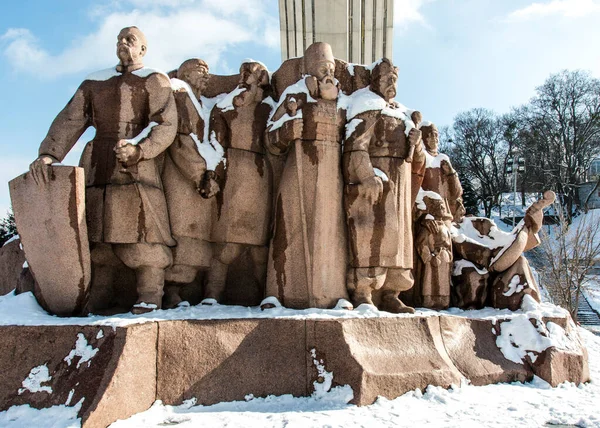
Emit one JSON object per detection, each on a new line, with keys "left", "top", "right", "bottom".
{"left": 1, "top": 0, "right": 600, "bottom": 216}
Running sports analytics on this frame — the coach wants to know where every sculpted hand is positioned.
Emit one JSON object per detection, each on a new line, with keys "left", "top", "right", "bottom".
{"left": 424, "top": 218, "right": 440, "bottom": 235}
{"left": 29, "top": 155, "right": 58, "bottom": 185}
{"left": 359, "top": 176, "right": 384, "bottom": 205}
{"left": 114, "top": 140, "right": 142, "bottom": 167}
{"left": 440, "top": 159, "right": 454, "bottom": 175}
{"left": 199, "top": 171, "right": 220, "bottom": 199}
{"left": 408, "top": 128, "right": 422, "bottom": 147}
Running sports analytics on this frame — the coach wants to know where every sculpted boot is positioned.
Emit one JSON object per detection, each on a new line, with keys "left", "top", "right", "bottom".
{"left": 203, "top": 258, "right": 227, "bottom": 305}
{"left": 380, "top": 290, "right": 415, "bottom": 314}
{"left": 132, "top": 266, "right": 165, "bottom": 314}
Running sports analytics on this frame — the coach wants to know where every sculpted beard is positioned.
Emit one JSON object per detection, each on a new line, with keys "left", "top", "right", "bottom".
{"left": 318, "top": 75, "right": 338, "bottom": 100}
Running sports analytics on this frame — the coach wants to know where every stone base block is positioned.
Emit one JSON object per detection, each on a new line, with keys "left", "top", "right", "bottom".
{"left": 0, "top": 323, "right": 156, "bottom": 428}
{"left": 0, "top": 314, "right": 590, "bottom": 427}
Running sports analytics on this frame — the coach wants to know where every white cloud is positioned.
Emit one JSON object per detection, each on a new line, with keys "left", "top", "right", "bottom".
{"left": 0, "top": 0, "right": 279, "bottom": 78}
{"left": 506, "top": 0, "right": 600, "bottom": 22}
{"left": 394, "top": 0, "right": 439, "bottom": 27}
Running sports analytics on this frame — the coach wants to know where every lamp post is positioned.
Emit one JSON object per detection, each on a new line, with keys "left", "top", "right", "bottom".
{"left": 506, "top": 149, "right": 526, "bottom": 227}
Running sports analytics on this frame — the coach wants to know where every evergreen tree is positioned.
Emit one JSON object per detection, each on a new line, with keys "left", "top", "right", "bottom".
{"left": 0, "top": 210, "right": 17, "bottom": 247}
{"left": 461, "top": 177, "right": 480, "bottom": 216}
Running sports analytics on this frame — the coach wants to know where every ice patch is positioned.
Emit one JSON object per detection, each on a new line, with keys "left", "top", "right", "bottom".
{"left": 373, "top": 168, "right": 389, "bottom": 182}
{"left": 425, "top": 151, "right": 451, "bottom": 169}
{"left": 18, "top": 364, "right": 52, "bottom": 395}
{"left": 2, "top": 234, "right": 19, "bottom": 247}
{"left": 216, "top": 86, "right": 247, "bottom": 113}
{"left": 123, "top": 122, "right": 158, "bottom": 146}
{"left": 95, "top": 330, "right": 104, "bottom": 339}
{"left": 345, "top": 118, "right": 363, "bottom": 139}
{"left": 503, "top": 275, "right": 526, "bottom": 297}
{"left": 64, "top": 333, "right": 98, "bottom": 369}
{"left": 190, "top": 132, "right": 224, "bottom": 171}
{"left": 452, "top": 259, "right": 488, "bottom": 276}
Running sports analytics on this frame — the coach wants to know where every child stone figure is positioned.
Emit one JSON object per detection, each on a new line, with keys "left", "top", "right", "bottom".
{"left": 415, "top": 195, "right": 453, "bottom": 309}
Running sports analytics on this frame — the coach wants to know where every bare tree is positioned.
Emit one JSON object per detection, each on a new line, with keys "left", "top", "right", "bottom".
{"left": 517, "top": 70, "right": 600, "bottom": 222}
{"left": 538, "top": 204, "right": 600, "bottom": 321}
{"left": 448, "top": 108, "right": 509, "bottom": 217}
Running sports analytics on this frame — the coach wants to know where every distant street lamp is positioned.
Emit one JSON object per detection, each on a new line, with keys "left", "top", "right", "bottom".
{"left": 506, "top": 148, "right": 526, "bottom": 227}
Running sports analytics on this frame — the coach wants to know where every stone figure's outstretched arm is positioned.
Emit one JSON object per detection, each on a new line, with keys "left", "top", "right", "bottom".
{"left": 39, "top": 84, "right": 92, "bottom": 162}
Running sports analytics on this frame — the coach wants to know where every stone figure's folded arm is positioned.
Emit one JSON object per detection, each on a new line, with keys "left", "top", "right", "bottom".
{"left": 136, "top": 74, "right": 178, "bottom": 160}
{"left": 169, "top": 133, "right": 207, "bottom": 185}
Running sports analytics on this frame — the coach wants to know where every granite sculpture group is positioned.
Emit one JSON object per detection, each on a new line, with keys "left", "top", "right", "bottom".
{"left": 2, "top": 27, "right": 591, "bottom": 427}
{"left": 15, "top": 27, "right": 552, "bottom": 317}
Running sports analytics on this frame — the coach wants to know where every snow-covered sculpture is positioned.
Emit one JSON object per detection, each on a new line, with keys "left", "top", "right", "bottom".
{"left": 414, "top": 196, "right": 453, "bottom": 309}
{"left": 342, "top": 58, "right": 425, "bottom": 313}
{"left": 263, "top": 42, "right": 350, "bottom": 309}
{"left": 451, "top": 191, "right": 556, "bottom": 310}
{"left": 28, "top": 26, "right": 177, "bottom": 315}
{"left": 162, "top": 58, "right": 214, "bottom": 309}
{"left": 419, "top": 122, "right": 464, "bottom": 222}
{"left": 201, "top": 60, "right": 273, "bottom": 305}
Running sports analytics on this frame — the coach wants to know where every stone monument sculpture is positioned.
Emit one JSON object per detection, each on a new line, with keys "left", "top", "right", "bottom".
{"left": 414, "top": 196, "right": 453, "bottom": 309}
{"left": 419, "top": 122, "right": 465, "bottom": 222}
{"left": 28, "top": 27, "right": 177, "bottom": 314}
{"left": 342, "top": 58, "right": 424, "bottom": 313}
{"left": 161, "top": 58, "right": 214, "bottom": 308}
{"left": 201, "top": 60, "right": 273, "bottom": 305}
{"left": 263, "top": 42, "right": 350, "bottom": 309}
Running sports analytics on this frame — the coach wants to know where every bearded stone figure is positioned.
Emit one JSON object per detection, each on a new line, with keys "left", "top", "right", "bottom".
{"left": 28, "top": 27, "right": 177, "bottom": 314}
{"left": 161, "top": 58, "right": 214, "bottom": 308}
{"left": 264, "top": 42, "right": 350, "bottom": 309}
{"left": 342, "top": 58, "right": 425, "bottom": 313}
{"left": 201, "top": 60, "right": 273, "bottom": 305}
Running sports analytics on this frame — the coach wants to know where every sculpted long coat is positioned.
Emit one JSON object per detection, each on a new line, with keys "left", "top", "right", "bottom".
{"left": 162, "top": 80, "right": 214, "bottom": 242}
{"left": 39, "top": 66, "right": 177, "bottom": 246}
{"left": 265, "top": 91, "right": 349, "bottom": 309}
{"left": 210, "top": 99, "right": 272, "bottom": 246}
{"left": 421, "top": 152, "right": 463, "bottom": 219}
{"left": 343, "top": 110, "right": 425, "bottom": 268}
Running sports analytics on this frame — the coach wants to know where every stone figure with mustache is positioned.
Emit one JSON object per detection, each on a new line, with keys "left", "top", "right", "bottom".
{"left": 264, "top": 42, "right": 350, "bottom": 310}
{"left": 343, "top": 58, "right": 425, "bottom": 313}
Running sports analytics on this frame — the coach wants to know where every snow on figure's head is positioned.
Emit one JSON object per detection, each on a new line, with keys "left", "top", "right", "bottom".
{"left": 116, "top": 27, "right": 147, "bottom": 68}
{"left": 177, "top": 58, "right": 209, "bottom": 94}
{"left": 370, "top": 58, "right": 398, "bottom": 103}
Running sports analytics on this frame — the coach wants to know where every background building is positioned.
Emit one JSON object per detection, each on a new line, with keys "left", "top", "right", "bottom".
{"left": 278, "top": 0, "right": 394, "bottom": 63}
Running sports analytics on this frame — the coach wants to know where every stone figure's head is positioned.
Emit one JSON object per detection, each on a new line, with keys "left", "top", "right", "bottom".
{"left": 116, "top": 27, "right": 147, "bottom": 67}
{"left": 177, "top": 58, "right": 209, "bottom": 95}
{"left": 303, "top": 42, "right": 338, "bottom": 100}
{"left": 234, "top": 61, "right": 270, "bottom": 106}
{"left": 423, "top": 196, "right": 452, "bottom": 221}
{"left": 421, "top": 122, "right": 439, "bottom": 155}
{"left": 370, "top": 58, "right": 398, "bottom": 103}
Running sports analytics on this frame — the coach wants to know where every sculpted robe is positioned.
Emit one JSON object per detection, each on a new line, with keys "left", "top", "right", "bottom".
{"left": 421, "top": 152, "right": 463, "bottom": 220}
{"left": 344, "top": 111, "right": 425, "bottom": 268}
{"left": 39, "top": 66, "right": 177, "bottom": 246}
{"left": 162, "top": 80, "right": 213, "bottom": 245}
{"left": 265, "top": 91, "right": 349, "bottom": 309}
{"left": 210, "top": 100, "right": 272, "bottom": 246}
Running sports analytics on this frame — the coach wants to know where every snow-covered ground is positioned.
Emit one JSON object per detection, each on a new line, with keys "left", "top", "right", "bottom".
{"left": 585, "top": 275, "right": 600, "bottom": 315}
